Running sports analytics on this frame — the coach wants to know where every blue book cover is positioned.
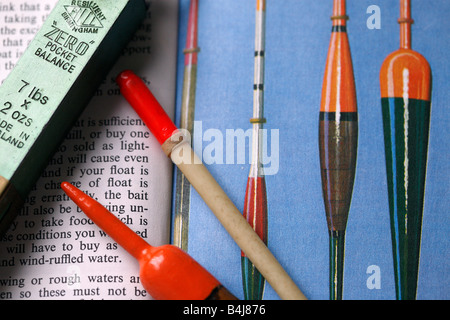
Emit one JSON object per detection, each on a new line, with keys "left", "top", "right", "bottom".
{"left": 173, "top": 0, "right": 449, "bottom": 300}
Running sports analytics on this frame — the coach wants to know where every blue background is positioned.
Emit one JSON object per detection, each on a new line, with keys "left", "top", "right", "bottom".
{"left": 173, "top": 0, "right": 449, "bottom": 300}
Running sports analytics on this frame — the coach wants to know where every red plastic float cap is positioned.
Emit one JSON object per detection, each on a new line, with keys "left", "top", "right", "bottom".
{"left": 116, "top": 70, "right": 178, "bottom": 145}
{"left": 61, "top": 182, "right": 223, "bottom": 300}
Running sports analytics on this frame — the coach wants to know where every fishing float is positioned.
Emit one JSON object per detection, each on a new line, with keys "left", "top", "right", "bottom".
{"left": 379, "top": 0, "right": 432, "bottom": 300}
{"left": 116, "top": 70, "right": 307, "bottom": 300}
{"left": 173, "top": 0, "right": 200, "bottom": 251}
{"left": 319, "top": 0, "right": 358, "bottom": 300}
{"left": 241, "top": 0, "right": 268, "bottom": 301}
{"left": 61, "top": 182, "right": 237, "bottom": 300}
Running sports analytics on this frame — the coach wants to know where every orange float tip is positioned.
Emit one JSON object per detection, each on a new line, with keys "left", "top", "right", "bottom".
{"left": 379, "top": 50, "right": 431, "bottom": 101}
{"left": 379, "top": 0, "right": 432, "bottom": 101}
{"left": 60, "top": 182, "right": 236, "bottom": 300}
{"left": 332, "top": 0, "right": 347, "bottom": 25}
{"left": 256, "top": 0, "right": 266, "bottom": 12}
{"left": 116, "top": 70, "right": 178, "bottom": 146}
{"left": 320, "top": 0, "right": 357, "bottom": 113}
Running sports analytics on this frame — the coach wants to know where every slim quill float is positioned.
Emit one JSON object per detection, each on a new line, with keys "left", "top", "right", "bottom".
{"left": 117, "top": 70, "right": 306, "bottom": 300}
{"left": 319, "top": 0, "right": 358, "bottom": 300}
{"left": 173, "top": 0, "right": 200, "bottom": 251}
{"left": 379, "top": 0, "right": 432, "bottom": 300}
{"left": 61, "top": 182, "right": 237, "bottom": 300}
{"left": 241, "top": 0, "right": 268, "bottom": 300}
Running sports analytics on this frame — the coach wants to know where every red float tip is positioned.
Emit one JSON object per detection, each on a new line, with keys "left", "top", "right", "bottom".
{"left": 61, "top": 181, "right": 230, "bottom": 300}
{"left": 116, "top": 70, "right": 178, "bottom": 145}
{"left": 61, "top": 182, "right": 150, "bottom": 260}
{"left": 184, "top": 0, "right": 199, "bottom": 66}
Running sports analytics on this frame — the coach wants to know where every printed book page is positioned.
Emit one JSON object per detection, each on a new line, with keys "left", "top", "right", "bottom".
{"left": 0, "top": 0, "right": 179, "bottom": 300}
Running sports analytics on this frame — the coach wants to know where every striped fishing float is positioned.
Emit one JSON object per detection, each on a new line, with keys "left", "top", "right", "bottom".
{"left": 173, "top": 0, "right": 200, "bottom": 251}
{"left": 319, "top": 0, "right": 358, "bottom": 300}
{"left": 379, "top": 0, "right": 432, "bottom": 300}
{"left": 241, "top": 0, "right": 268, "bottom": 300}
